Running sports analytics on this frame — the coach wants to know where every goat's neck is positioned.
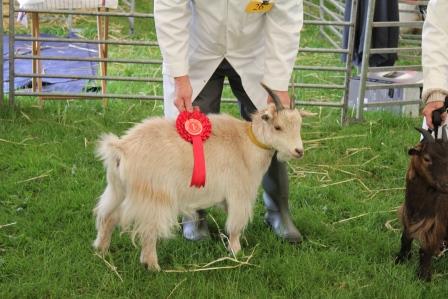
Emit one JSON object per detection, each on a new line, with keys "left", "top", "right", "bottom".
{"left": 246, "top": 117, "right": 276, "bottom": 167}
{"left": 250, "top": 115, "right": 272, "bottom": 144}
{"left": 247, "top": 123, "right": 271, "bottom": 150}
{"left": 250, "top": 117, "right": 271, "bottom": 149}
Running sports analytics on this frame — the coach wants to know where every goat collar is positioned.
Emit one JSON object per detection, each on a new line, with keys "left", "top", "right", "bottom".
{"left": 246, "top": 124, "right": 271, "bottom": 150}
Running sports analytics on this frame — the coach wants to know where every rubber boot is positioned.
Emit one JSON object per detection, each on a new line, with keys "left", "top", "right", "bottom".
{"left": 182, "top": 210, "right": 210, "bottom": 241}
{"left": 262, "top": 155, "right": 302, "bottom": 244}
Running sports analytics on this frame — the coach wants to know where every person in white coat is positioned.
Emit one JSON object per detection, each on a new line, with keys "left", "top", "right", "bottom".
{"left": 154, "top": 0, "right": 304, "bottom": 243}
{"left": 421, "top": 0, "right": 448, "bottom": 128}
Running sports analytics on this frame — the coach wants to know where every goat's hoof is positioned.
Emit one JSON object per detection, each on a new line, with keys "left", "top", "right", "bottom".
{"left": 140, "top": 252, "right": 161, "bottom": 272}
{"left": 394, "top": 252, "right": 411, "bottom": 264}
{"left": 228, "top": 243, "right": 241, "bottom": 256}
{"left": 141, "top": 261, "right": 161, "bottom": 272}
{"left": 394, "top": 255, "right": 405, "bottom": 264}
{"left": 417, "top": 269, "right": 432, "bottom": 282}
{"left": 92, "top": 239, "right": 109, "bottom": 254}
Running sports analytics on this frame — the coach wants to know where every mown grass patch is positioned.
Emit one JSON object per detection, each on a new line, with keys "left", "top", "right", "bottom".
{"left": 1, "top": 99, "right": 448, "bottom": 298}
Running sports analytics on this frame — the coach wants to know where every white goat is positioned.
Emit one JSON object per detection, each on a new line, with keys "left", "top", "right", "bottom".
{"left": 93, "top": 85, "right": 312, "bottom": 271}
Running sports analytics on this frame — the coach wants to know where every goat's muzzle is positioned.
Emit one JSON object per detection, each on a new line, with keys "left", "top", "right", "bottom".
{"left": 293, "top": 148, "right": 304, "bottom": 158}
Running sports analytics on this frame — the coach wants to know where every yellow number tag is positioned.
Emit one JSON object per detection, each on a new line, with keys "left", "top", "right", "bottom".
{"left": 245, "top": 0, "right": 273, "bottom": 13}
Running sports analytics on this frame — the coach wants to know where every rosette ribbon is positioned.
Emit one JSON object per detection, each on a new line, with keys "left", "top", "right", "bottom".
{"left": 176, "top": 107, "right": 212, "bottom": 187}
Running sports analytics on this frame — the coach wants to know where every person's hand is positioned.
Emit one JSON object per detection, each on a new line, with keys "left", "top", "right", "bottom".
{"left": 422, "top": 101, "right": 446, "bottom": 129}
{"left": 267, "top": 90, "right": 291, "bottom": 108}
{"left": 174, "top": 75, "right": 193, "bottom": 112}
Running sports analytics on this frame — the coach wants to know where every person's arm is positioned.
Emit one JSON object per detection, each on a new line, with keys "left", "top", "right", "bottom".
{"left": 154, "top": 0, "right": 193, "bottom": 112}
{"left": 422, "top": 0, "right": 448, "bottom": 128}
{"left": 263, "top": 0, "right": 303, "bottom": 107}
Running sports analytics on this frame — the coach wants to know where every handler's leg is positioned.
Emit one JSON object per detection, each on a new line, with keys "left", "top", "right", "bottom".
{"left": 181, "top": 61, "right": 225, "bottom": 241}
{"left": 182, "top": 210, "right": 209, "bottom": 241}
{"left": 262, "top": 157, "right": 302, "bottom": 243}
{"left": 225, "top": 60, "right": 302, "bottom": 244}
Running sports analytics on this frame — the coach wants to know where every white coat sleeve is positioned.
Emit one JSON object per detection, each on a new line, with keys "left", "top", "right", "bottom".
{"left": 262, "top": 0, "right": 303, "bottom": 91}
{"left": 154, "top": 0, "right": 191, "bottom": 77}
{"left": 422, "top": 0, "right": 448, "bottom": 103}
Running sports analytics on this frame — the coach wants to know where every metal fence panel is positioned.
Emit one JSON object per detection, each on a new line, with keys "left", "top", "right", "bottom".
{"left": 4, "top": 0, "right": 359, "bottom": 124}
{"left": 355, "top": 0, "right": 428, "bottom": 120}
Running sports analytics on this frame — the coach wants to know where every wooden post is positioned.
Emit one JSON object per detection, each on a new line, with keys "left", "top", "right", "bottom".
{"left": 31, "top": 12, "right": 43, "bottom": 107}
{"left": 2, "top": 0, "right": 9, "bottom": 30}
{"left": 97, "top": 7, "right": 109, "bottom": 107}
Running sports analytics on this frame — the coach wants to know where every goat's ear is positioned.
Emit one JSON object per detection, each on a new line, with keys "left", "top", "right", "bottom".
{"left": 262, "top": 103, "right": 276, "bottom": 121}
{"left": 408, "top": 147, "right": 421, "bottom": 156}
{"left": 299, "top": 109, "right": 317, "bottom": 117}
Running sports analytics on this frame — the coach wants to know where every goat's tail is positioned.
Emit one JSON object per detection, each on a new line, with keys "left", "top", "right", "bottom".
{"left": 94, "top": 133, "right": 124, "bottom": 217}
{"left": 96, "top": 133, "right": 123, "bottom": 169}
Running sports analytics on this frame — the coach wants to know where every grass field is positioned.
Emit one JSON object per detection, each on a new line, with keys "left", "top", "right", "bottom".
{"left": 2, "top": 1, "right": 447, "bottom": 298}
{"left": 2, "top": 100, "right": 448, "bottom": 298}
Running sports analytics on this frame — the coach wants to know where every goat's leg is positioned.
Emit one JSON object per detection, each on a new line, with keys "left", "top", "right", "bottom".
{"left": 225, "top": 196, "right": 253, "bottom": 255}
{"left": 93, "top": 184, "right": 124, "bottom": 253}
{"left": 417, "top": 248, "right": 433, "bottom": 281}
{"left": 140, "top": 236, "right": 160, "bottom": 271}
{"left": 395, "top": 230, "right": 413, "bottom": 264}
{"left": 93, "top": 211, "right": 120, "bottom": 253}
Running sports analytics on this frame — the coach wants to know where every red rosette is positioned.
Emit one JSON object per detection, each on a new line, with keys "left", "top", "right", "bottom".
{"left": 176, "top": 108, "right": 212, "bottom": 187}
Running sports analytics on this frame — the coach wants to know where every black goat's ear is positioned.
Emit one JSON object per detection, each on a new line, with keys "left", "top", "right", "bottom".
{"left": 408, "top": 147, "right": 421, "bottom": 156}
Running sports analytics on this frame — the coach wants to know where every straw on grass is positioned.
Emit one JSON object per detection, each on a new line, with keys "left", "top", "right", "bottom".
{"left": 208, "top": 214, "right": 233, "bottom": 256}
{"left": 94, "top": 252, "right": 123, "bottom": 282}
{"left": 333, "top": 208, "right": 399, "bottom": 224}
{"left": 320, "top": 178, "right": 356, "bottom": 188}
{"left": 304, "top": 134, "right": 367, "bottom": 144}
{"left": 17, "top": 170, "right": 53, "bottom": 184}
{"left": 163, "top": 245, "right": 258, "bottom": 273}
{"left": 362, "top": 155, "right": 379, "bottom": 166}
{"left": 0, "top": 222, "right": 17, "bottom": 229}
{"left": 0, "top": 138, "right": 30, "bottom": 146}
{"left": 166, "top": 278, "right": 187, "bottom": 299}
{"left": 385, "top": 218, "right": 400, "bottom": 232}
{"left": 20, "top": 111, "right": 32, "bottom": 122}
{"left": 308, "top": 239, "right": 328, "bottom": 248}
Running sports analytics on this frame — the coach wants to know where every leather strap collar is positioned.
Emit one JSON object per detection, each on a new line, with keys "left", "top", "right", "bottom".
{"left": 246, "top": 124, "right": 271, "bottom": 150}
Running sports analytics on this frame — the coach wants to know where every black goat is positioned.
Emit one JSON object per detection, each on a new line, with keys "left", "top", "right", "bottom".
{"left": 396, "top": 127, "right": 448, "bottom": 281}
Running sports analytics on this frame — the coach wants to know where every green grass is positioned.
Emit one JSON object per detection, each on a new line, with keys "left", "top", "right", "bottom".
{"left": 1, "top": 100, "right": 448, "bottom": 298}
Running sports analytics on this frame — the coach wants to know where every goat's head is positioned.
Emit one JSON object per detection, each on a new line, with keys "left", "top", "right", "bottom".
{"left": 408, "top": 127, "right": 448, "bottom": 191}
{"left": 254, "top": 83, "right": 315, "bottom": 162}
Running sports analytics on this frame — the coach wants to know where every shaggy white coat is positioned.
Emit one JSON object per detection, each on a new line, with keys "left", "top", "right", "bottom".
{"left": 93, "top": 104, "right": 310, "bottom": 270}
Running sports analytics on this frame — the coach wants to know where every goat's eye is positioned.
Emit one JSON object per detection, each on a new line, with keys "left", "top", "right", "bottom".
{"left": 274, "top": 125, "right": 282, "bottom": 131}
{"left": 423, "top": 156, "right": 431, "bottom": 163}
